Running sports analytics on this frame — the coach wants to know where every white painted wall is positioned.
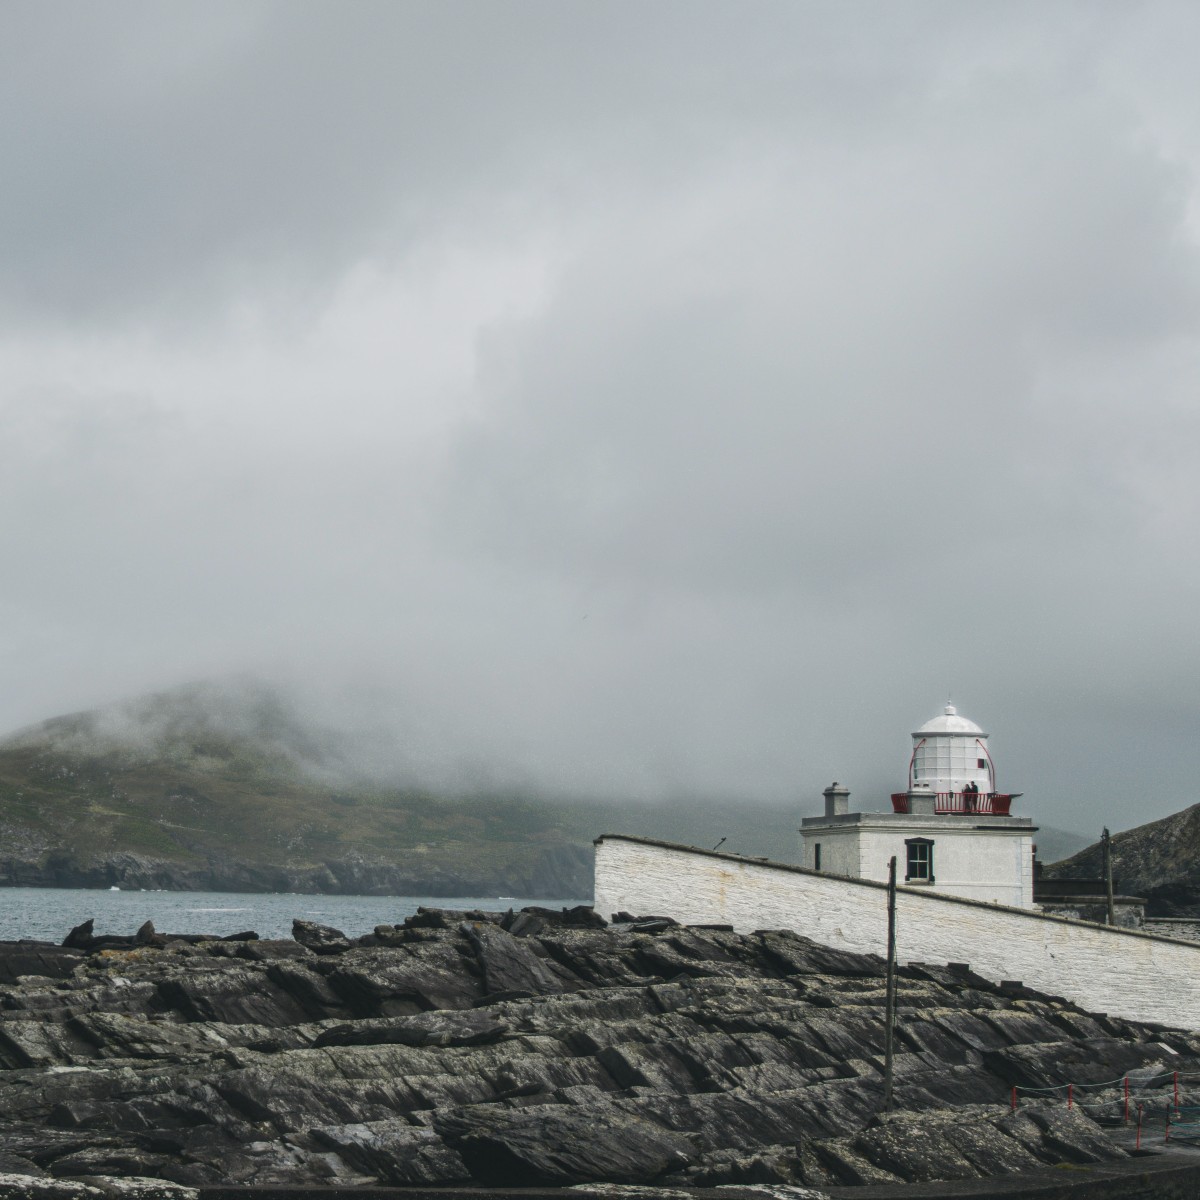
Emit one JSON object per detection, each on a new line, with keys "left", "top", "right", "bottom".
{"left": 804, "top": 827, "right": 861, "bottom": 878}
{"left": 801, "top": 820, "right": 1034, "bottom": 907}
{"left": 595, "top": 835, "right": 1200, "bottom": 1030}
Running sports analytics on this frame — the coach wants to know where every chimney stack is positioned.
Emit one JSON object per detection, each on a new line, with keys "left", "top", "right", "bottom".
{"left": 823, "top": 782, "right": 850, "bottom": 817}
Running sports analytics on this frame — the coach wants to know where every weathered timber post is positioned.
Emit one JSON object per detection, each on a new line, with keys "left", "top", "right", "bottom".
{"left": 1102, "top": 827, "right": 1115, "bottom": 926}
{"left": 883, "top": 855, "right": 898, "bottom": 1111}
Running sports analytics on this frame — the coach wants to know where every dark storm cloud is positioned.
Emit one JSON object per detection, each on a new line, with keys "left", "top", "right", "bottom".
{"left": 2, "top": 2, "right": 1200, "bottom": 832}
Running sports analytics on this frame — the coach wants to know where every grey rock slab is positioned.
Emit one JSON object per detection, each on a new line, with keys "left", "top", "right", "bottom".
{"left": 939, "top": 1116, "right": 1048, "bottom": 1176}
{"left": 563, "top": 1013, "right": 705, "bottom": 1055}
{"left": 483, "top": 1048, "right": 619, "bottom": 1100}
{"left": 615, "top": 1086, "right": 839, "bottom": 1148}
{"left": 406, "top": 908, "right": 508, "bottom": 930}
{"left": 64, "top": 1179, "right": 197, "bottom": 1200}
{"left": 0, "top": 1156, "right": 42, "bottom": 1180}
{"left": 0, "top": 946, "right": 86, "bottom": 985}
{"left": 0, "top": 1021, "right": 96, "bottom": 1069}
{"left": 307, "top": 1120, "right": 471, "bottom": 1184}
{"left": 498, "top": 986, "right": 663, "bottom": 1031}
{"left": 290, "top": 921, "right": 350, "bottom": 956}
{"left": 929, "top": 1011, "right": 1023, "bottom": 1054}
{"left": 888, "top": 1061, "right": 1010, "bottom": 1113}
{"left": 892, "top": 1013, "right": 985, "bottom": 1066}
{"left": 441, "top": 1103, "right": 697, "bottom": 1186}
{"left": 64, "top": 1014, "right": 270, "bottom": 1062}
{"left": 812, "top": 1139, "right": 904, "bottom": 1186}
{"left": 0, "top": 1174, "right": 104, "bottom": 1200}
{"left": 47, "top": 1086, "right": 247, "bottom": 1138}
{"left": 982, "top": 1036, "right": 1177, "bottom": 1090}
{"left": 533, "top": 931, "right": 667, "bottom": 988}
{"left": 261, "top": 962, "right": 349, "bottom": 1021}
{"left": 594, "top": 1042, "right": 702, "bottom": 1093}
{"left": 464, "top": 923, "right": 574, "bottom": 998}
{"left": 211, "top": 1063, "right": 428, "bottom": 1131}
{"left": 1021, "top": 1105, "right": 1129, "bottom": 1164}
{"left": 45, "top": 1149, "right": 176, "bottom": 1182}
{"left": 901, "top": 962, "right": 994, "bottom": 990}
{"left": 325, "top": 942, "right": 483, "bottom": 1013}
{"left": 756, "top": 931, "right": 884, "bottom": 978}
{"left": 628, "top": 931, "right": 749, "bottom": 981}
{"left": 685, "top": 1144, "right": 804, "bottom": 1187}
{"left": 798, "top": 1013, "right": 887, "bottom": 1063}
{"left": 227, "top": 940, "right": 313, "bottom": 963}
{"left": 980, "top": 1009, "right": 1081, "bottom": 1047}
{"left": 62, "top": 924, "right": 96, "bottom": 953}
{"left": 153, "top": 966, "right": 311, "bottom": 1028}
{"left": 850, "top": 1120, "right": 986, "bottom": 1182}
{"left": 313, "top": 1007, "right": 510, "bottom": 1048}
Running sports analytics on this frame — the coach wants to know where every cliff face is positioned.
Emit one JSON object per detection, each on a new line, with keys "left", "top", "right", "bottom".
{"left": 0, "top": 906, "right": 1194, "bottom": 1195}
{"left": 1043, "top": 802, "right": 1200, "bottom": 915}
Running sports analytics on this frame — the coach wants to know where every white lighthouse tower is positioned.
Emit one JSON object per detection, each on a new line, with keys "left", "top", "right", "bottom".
{"left": 800, "top": 704, "right": 1035, "bottom": 907}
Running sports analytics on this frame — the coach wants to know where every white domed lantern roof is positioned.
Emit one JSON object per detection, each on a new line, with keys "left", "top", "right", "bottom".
{"left": 915, "top": 704, "right": 986, "bottom": 738}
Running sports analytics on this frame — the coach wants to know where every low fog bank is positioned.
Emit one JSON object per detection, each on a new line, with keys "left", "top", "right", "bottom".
{"left": 1, "top": 672, "right": 1091, "bottom": 866}
{"left": 3, "top": 671, "right": 821, "bottom": 811}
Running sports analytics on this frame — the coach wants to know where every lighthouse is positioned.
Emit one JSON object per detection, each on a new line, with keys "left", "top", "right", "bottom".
{"left": 800, "top": 704, "right": 1035, "bottom": 907}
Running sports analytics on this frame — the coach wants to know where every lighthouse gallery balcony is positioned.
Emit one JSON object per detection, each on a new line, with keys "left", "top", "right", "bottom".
{"left": 890, "top": 791, "right": 1015, "bottom": 816}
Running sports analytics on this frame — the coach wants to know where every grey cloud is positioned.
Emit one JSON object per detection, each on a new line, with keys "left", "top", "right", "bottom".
{"left": 2, "top": 3, "right": 1200, "bottom": 835}
{"left": 0, "top": 3, "right": 1111, "bottom": 322}
{"left": 442, "top": 86, "right": 1198, "bottom": 598}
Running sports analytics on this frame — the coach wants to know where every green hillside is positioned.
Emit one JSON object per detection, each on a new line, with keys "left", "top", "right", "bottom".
{"left": 0, "top": 680, "right": 801, "bottom": 897}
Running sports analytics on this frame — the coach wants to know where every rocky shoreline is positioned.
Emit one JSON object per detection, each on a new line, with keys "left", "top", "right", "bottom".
{"left": 1, "top": 906, "right": 1199, "bottom": 1198}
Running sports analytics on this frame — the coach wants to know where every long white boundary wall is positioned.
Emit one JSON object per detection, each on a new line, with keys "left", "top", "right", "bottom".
{"left": 594, "top": 835, "right": 1200, "bottom": 1030}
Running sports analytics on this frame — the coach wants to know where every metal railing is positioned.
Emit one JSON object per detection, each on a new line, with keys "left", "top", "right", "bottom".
{"left": 890, "top": 791, "right": 1014, "bottom": 816}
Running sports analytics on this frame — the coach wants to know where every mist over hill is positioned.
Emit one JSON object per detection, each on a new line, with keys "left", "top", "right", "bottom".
{"left": 0, "top": 679, "right": 804, "bottom": 897}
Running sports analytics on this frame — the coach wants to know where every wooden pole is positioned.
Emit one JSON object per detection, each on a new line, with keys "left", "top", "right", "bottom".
{"left": 883, "top": 855, "right": 898, "bottom": 1112}
{"left": 1102, "top": 827, "right": 1115, "bottom": 926}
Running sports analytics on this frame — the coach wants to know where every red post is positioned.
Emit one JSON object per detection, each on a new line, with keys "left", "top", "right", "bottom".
{"left": 1175, "top": 1070, "right": 1180, "bottom": 1109}
{"left": 1068, "top": 1083, "right": 1073, "bottom": 1110}
{"left": 1124, "top": 1075, "right": 1130, "bottom": 1124}
{"left": 1011, "top": 1086, "right": 1017, "bottom": 1112}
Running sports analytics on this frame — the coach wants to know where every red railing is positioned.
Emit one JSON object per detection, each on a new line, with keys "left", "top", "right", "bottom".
{"left": 890, "top": 791, "right": 1014, "bottom": 816}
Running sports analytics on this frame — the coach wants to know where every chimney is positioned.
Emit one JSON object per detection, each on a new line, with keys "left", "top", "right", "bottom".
{"left": 823, "top": 782, "right": 850, "bottom": 817}
{"left": 908, "top": 787, "right": 936, "bottom": 816}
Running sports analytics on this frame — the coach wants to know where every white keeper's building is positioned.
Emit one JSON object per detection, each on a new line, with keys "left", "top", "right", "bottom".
{"left": 800, "top": 704, "right": 1035, "bottom": 907}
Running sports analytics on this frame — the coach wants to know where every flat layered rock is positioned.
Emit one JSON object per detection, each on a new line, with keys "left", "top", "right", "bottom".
{"left": 0, "top": 907, "right": 1194, "bottom": 1192}
{"left": 439, "top": 1104, "right": 697, "bottom": 1185}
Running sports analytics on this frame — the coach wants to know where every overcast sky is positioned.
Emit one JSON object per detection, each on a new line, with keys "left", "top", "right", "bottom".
{"left": 2, "top": 1, "right": 1199, "bottom": 832}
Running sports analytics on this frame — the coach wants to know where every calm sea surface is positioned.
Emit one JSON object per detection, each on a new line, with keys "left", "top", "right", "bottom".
{"left": 0, "top": 888, "right": 590, "bottom": 943}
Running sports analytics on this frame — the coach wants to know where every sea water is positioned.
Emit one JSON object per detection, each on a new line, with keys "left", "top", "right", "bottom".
{"left": 0, "top": 887, "right": 589, "bottom": 943}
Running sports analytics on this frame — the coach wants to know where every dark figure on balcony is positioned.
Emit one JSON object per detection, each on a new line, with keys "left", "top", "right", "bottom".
{"left": 963, "top": 780, "right": 979, "bottom": 811}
